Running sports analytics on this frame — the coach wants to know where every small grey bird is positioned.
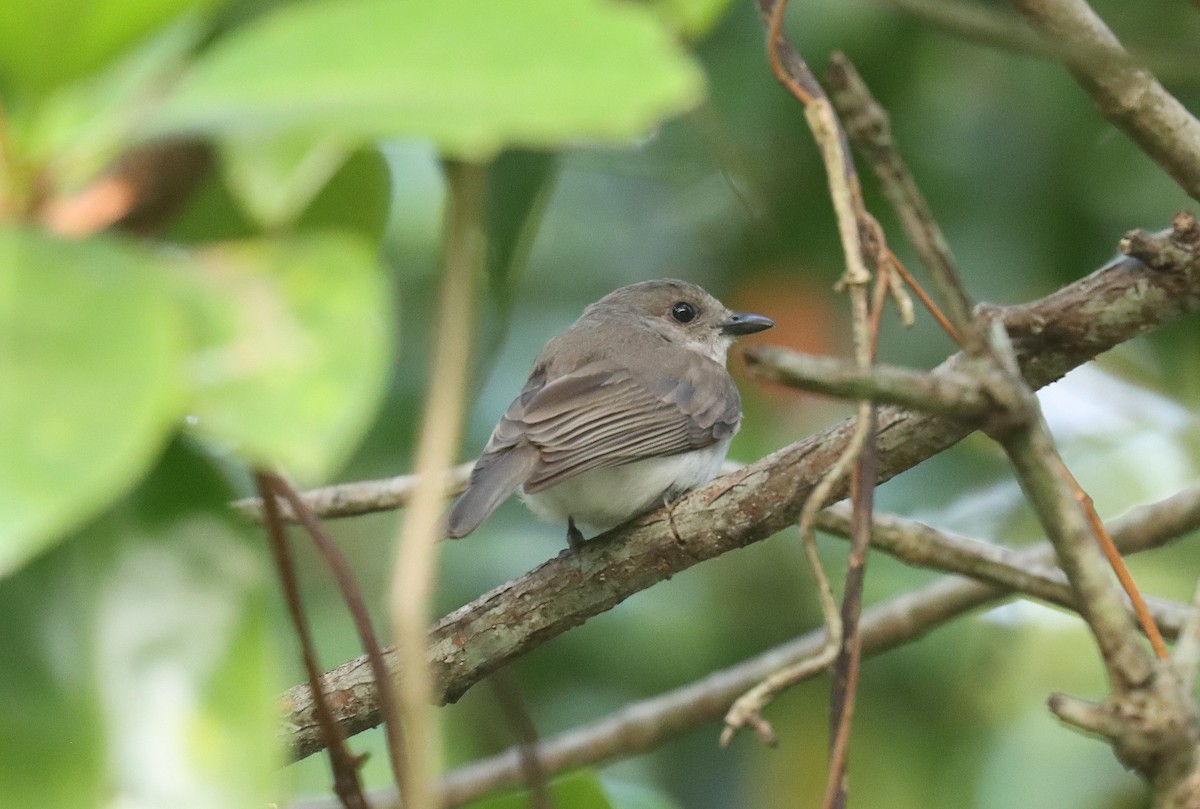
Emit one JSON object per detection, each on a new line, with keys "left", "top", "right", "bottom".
{"left": 445, "top": 279, "right": 773, "bottom": 546}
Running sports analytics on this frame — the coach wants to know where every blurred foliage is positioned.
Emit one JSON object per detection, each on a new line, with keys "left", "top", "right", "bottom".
{"left": 3, "top": 0, "right": 1200, "bottom": 807}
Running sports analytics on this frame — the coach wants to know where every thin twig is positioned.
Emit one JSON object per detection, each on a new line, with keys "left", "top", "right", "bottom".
{"left": 718, "top": 405, "right": 860, "bottom": 745}
{"left": 1010, "top": 0, "right": 1200, "bottom": 202}
{"left": 233, "top": 463, "right": 474, "bottom": 523}
{"left": 1173, "top": 577, "right": 1200, "bottom": 686}
{"left": 390, "top": 159, "right": 486, "bottom": 809}
{"left": 751, "top": 8, "right": 889, "bottom": 806}
{"left": 284, "top": 488, "right": 1200, "bottom": 809}
{"left": 488, "top": 670, "right": 555, "bottom": 809}
{"left": 826, "top": 52, "right": 980, "bottom": 350}
{"left": 1058, "top": 463, "right": 1168, "bottom": 659}
{"left": 742, "top": 346, "right": 994, "bottom": 417}
{"left": 815, "top": 502, "right": 1194, "bottom": 637}
{"left": 266, "top": 473, "right": 407, "bottom": 794}
{"left": 825, "top": 409, "right": 876, "bottom": 809}
{"left": 279, "top": 224, "right": 1200, "bottom": 763}
{"left": 257, "top": 473, "right": 369, "bottom": 809}
{"left": 985, "top": 320, "right": 1155, "bottom": 693}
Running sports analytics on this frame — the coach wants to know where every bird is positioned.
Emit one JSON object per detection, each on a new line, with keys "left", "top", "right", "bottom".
{"left": 444, "top": 279, "right": 773, "bottom": 547}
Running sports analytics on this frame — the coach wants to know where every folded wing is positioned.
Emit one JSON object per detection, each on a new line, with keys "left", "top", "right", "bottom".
{"left": 446, "top": 347, "right": 741, "bottom": 538}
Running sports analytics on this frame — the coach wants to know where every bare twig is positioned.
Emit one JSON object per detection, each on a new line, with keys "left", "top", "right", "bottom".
{"left": 389, "top": 159, "right": 486, "bottom": 809}
{"left": 743, "top": 346, "right": 994, "bottom": 417}
{"left": 1061, "top": 464, "right": 1169, "bottom": 659}
{"left": 232, "top": 464, "right": 474, "bottom": 523}
{"left": 825, "top": 53, "right": 980, "bottom": 350}
{"left": 1173, "top": 577, "right": 1200, "bottom": 686}
{"left": 287, "top": 487, "right": 1200, "bottom": 809}
{"left": 279, "top": 243, "right": 1200, "bottom": 763}
{"left": 266, "top": 473, "right": 407, "bottom": 794}
{"left": 979, "top": 318, "right": 1199, "bottom": 803}
{"left": 986, "top": 320, "right": 1155, "bottom": 692}
{"left": 815, "top": 501, "right": 1195, "bottom": 636}
{"left": 488, "top": 670, "right": 555, "bottom": 809}
{"left": 742, "top": 11, "right": 890, "bottom": 807}
{"left": 719, "top": 407, "right": 861, "bottom": 745}
{"left": 257, "top": 473, "right": 369, "bottom": 809}
{"left": 1010, "top": 0, "right": 1200, "bottom": 202}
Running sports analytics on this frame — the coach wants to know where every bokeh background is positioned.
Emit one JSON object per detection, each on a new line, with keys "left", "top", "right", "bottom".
{"left": 279, "top": 1, "right": 1200, "bottom": 807}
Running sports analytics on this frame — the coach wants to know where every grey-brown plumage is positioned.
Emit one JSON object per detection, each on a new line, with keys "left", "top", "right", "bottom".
{"left": 445, "top": 279, "right": 773, "bottom": 542}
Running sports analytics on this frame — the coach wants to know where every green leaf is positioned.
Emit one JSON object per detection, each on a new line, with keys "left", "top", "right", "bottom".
{"left": 150, "top": 0, "right": 706, "bottom": 157}
{"left": 221, "top": 134, "right": 353, "bottom": 230}
{"left": 176, "top": 232, "right": 391, "bottom": 480}
{"left": 0, "top": 0, "right": 219, "bottom": 95}
{"left": 652, "top": 0, "right": 737, "bottom": 39}
{"left": 295, "top": 148, "right": 392, "bottom": 242}
{"left": 0, "top": 439, "right": 278, "bottom": 809}
{"left": 21, "top": 15, "right": 206, "bottom": 192}
{"left": 0, "top": 226, "right": 183, "bottom": 575}
{"left": 472, "top": 149, "right": 558, "bottom": 392}
{"left": 168, "top": 147, "right": 391, "bottom": 243}
{"left": 485, "top": 150, "right": 558, "bottom": 307}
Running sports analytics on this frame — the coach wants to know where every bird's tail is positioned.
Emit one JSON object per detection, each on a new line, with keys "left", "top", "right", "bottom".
{"left": 445, "top": 445, "right": 538, "bottom": 538}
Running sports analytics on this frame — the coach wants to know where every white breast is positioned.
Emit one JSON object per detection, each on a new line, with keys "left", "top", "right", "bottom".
{"left": 519, "top": 439, "right": 731, "bottom": 533}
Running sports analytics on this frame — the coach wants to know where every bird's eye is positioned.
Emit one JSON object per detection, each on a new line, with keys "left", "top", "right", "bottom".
{"left": 671, "top": 302, "right": 697, "bottom": 323}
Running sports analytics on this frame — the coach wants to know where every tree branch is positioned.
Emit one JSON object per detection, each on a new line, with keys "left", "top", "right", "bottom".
{"left": 279, "top": 237, "right": 1200, "bottom": 762}
{"left": 743, "top": 347, "right": 995, "bottom": 417}
{"left": 1010, "top": 0, "right": 1200, "bottom": 202}
{"left": 290, "top": 483, "right": 1200, "bottom": 808}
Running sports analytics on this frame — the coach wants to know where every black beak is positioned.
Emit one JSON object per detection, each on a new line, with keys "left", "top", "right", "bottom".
{"left": 721, "top": 312, "right": 774, "bottom": 336}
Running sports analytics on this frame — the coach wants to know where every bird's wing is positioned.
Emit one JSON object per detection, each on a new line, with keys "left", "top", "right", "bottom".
{"left": 445, "top": 350, "right": 741, "bottom": 538}
{"left": 504, "top": 353, "right": 742, "bottom": 492}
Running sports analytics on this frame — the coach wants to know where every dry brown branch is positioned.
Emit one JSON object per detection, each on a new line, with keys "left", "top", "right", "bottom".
{"left": 743, "top": 347, "right": 995, "bottom": 417}
{"left": 269, "top": 474, "right": 407, "bottom": 794}
{"left": 258, "top": 474, "right": 369, "bottom": 809}
{"left": 826, "top": 53, "right": 980, "bottom": 349}
{"left": 954, "top": 213, "right": 1200, "bottom": 804}
{"left": 279, "top": 238, "right": 1200, "bottom": 763}
{"left": 985, "top": 319, "right": 1156, "bottom": 691}
{"left": 288, "top": 485, "right": 1200, "bottom": 809}
{"left": 749, "top": 8, "right": 888, "bottom": 801}
{"left": 232, "top": 464, "right": 474, "bottom": 523}
{"left": 1010, "top": 0, "right": 1200, "bottom": 202}
{"left": 815, "top": 502, "right": 1195, "bottom": 636}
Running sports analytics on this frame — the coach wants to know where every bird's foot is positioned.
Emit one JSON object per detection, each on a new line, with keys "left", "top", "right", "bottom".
{"left": 566, "top": 517, "right": 586, "bottom": 551}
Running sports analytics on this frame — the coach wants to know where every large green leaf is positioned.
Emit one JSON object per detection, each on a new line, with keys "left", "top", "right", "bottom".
{"left": 150, "top": 0, "right": 706, "bottom": 157}
{"left": 176, "top": 232, "right": 391, "bottom": 480}
{"left": 0, "top": 440, "right": 278, "bottom": 809}
{"left": 169, "top": 147, "right": 391, "bottom": 243}
{"left": 652, "top": 0, "right": 738, "bottom": 39}
{"left": 0, "top": 0, "right": 218, "bottom": 95}
{"left": 220, "top": 134, "right": 353, "bottom": 230}
{"left": 0, "top": 226, "right": 183, "bottom": 574}
{"left": 21, "top": 15, "right": 205, "bottom": 192}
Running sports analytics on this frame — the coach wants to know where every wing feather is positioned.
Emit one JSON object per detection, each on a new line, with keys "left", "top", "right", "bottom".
{"left": 499, "top": 350, "right": 741, "bottom": 491}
